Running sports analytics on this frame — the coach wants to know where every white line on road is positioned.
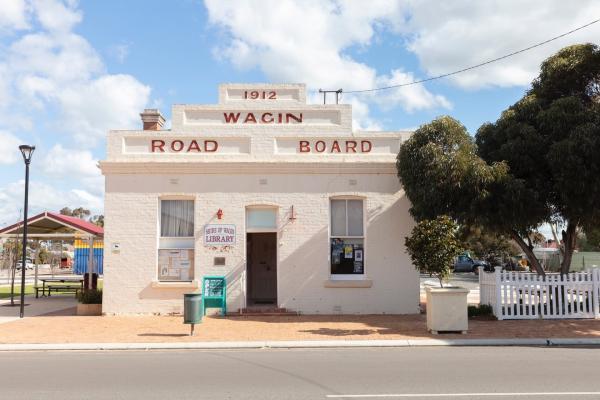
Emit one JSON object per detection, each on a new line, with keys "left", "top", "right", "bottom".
{"left": 326, "top": 392, "right": 600, "bottom": 398}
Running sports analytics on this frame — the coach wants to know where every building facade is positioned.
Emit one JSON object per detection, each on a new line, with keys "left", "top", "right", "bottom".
{"left": 100, "top": 83, "right": 419, "bottom": 315}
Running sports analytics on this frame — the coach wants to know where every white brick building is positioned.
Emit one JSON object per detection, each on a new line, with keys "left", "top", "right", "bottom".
{"left": 99, "top": 83, "right": 419, "bottom": 315}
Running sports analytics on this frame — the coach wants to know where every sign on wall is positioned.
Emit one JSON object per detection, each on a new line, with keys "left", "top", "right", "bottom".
{"left": 204, "top": 224, "right": 236, "bottom": 246}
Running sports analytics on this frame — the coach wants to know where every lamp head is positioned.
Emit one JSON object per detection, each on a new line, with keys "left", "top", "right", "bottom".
{"left": 19, "top": 145, "right": 35, "bottom": 164}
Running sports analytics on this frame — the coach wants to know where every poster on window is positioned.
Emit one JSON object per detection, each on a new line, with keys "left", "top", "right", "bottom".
{"left": 204, "top": 224, "right": 236, "bottom": 246}
{"left": 158, "top": 249, "right": 194, "bottom": 281}
{"left": 344, "top": 245, "right": 353, "bottom": 259}
{"left": 355, "top": 249, "right": 363, "bottom": 262}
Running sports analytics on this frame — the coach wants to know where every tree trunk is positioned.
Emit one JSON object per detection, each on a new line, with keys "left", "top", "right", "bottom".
{"left": 560, "top": 221, "right": 577, "bottom": 275}
{"left": 510, "top": 230, "right": 545, "bottom": 276}
{"left": 550, "top": 222, "right": 565, "bottom": 258}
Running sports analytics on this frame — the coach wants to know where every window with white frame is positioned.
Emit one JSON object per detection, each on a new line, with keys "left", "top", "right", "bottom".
{"left": 158, "top": 199, "right": 195, "bottom": 281}
{"left": 330, "top": 199, "right": 364, "bottom": 275}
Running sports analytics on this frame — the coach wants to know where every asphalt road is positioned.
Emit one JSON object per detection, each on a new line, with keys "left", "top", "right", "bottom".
{"left": 1, "top": 347, "right": 599, "bottom": 399}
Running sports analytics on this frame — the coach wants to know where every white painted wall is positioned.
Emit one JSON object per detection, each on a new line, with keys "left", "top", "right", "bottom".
{"left": 100, "top": 83, "right": 419, "bottom": 315}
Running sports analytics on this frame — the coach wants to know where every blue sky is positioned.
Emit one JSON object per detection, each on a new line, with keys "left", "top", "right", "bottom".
{"left": 0, "top": 0, "right": 599, "bottom": 226}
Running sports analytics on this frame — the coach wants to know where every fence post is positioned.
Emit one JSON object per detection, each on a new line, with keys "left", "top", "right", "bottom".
{"left": 593, "top": 267, "right": 600, "bottom": 319}
{"left": 494, "top": 266, "right": 503, "bottom": 320}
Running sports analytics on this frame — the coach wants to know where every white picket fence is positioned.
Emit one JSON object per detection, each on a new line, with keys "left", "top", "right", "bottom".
{"left": 479, "top": 267, "right": 600, "bottom": 320}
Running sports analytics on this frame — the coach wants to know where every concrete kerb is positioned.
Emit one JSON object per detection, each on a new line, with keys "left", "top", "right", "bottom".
{"left": 1, "top": 338, "right": 600, "bottom": 351}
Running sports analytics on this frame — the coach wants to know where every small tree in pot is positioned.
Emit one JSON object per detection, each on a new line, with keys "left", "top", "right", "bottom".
{"left": 405, "top": 215, "right": 461, "bottom": 287}
{"left": 406, "top": 216, "right": 468, "bottom": 333}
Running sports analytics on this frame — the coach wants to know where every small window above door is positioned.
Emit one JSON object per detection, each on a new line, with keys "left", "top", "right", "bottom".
{"left": 246, "top": 208, "right": 278, "bottom": 231}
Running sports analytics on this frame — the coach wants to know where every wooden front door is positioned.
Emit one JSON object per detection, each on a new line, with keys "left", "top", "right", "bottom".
{"left": 247, "top": 233, "right": 277, "bottom": 304}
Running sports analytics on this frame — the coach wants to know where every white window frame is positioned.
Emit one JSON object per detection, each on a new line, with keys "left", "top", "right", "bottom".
{"left": 157, "top": 196, "right": 196, "bottom": 282}
{"left": 329, "top": 197, "right": 366, "bottom": 280}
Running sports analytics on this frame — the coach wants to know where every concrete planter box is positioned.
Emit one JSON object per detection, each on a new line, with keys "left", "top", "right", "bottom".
{"left": 77, "top": 303, "right": 102, "bottom": 316}
{"left": 425, "top": 287, "right": 469, "bottom": 334}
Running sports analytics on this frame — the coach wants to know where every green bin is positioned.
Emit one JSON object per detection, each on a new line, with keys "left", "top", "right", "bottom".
{"left": 183, "top": 292, "right": 202, "bottom": 335}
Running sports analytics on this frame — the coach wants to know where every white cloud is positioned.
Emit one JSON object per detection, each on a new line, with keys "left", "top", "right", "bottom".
{"left": 0, "top": 131, "right": 23, "bottom": 164}
{"left": 0, "top": 0, "right": 30, "bottom": 32}
{"left": 205, "top": 0, "right": 449, "bottom": 128}
{"left": 32, "top": 0, "right": 82, "bottom": 33}
{"left": 0, "top": 179, "right": 103, "bottom": 225}
{"left": 109, "top": 42, "right": 130, "bottom": 63}
{"left": 58, "top": 75, "right": 150, "bottom": 145}
{"left": 0, "top": 1, "right": 151, "bottom": 147}
{"left": 0, "top": 0, "right": 151, "bottom": 220}
{"left": 373, "top": 69, "right": 451, "bottom": 112}
{"left": 401, "top": 0, "right": 600, "bottom": 89}
{"left": 40, "top": 144, "right": 103, "bottom": 193}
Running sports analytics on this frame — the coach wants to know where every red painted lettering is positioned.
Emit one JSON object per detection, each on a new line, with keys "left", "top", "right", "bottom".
{"left": 204, "top": 140, "right": 218, "bottom": 152}
{"left": 244, "top": 113, "right": 257, "bottom": 123}
{"left": 331, "top": 140, "right": 341, "bottom": 153}
{"left": 286, "top": 113, "right": 302, "bottom": 123}
{"left": 315, "top": 140, "right": 326, "bottom": 153}
{"left": 171, "top": 140, "right": 184, "bottom": 152}
{"left": 261, "top": 112, "right": 274, "bottom": 123}
{"left": 223, "top": 112, "right": 240, "bottom": 123}
{"left": 346, "top": 140, "right": 357, "bottom": 153}
{"left": 361, "top": 140, "right": 372, "bottom": 153}
{"left": 187, "top": 140, "right": 201, "bottom": 152}
{"left": 151, "top": 140, "right": 165, "bottom": 153}
{"left": 299, "top": 140, "right": 310, "bottom": 153}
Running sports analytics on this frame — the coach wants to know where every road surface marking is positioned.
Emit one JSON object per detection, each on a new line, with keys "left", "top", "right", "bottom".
{"left": 327, "top": 392, "right": 600, "bottom": 398}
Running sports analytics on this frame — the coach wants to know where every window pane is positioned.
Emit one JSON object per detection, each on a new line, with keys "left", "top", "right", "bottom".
{"left": 347, "top": 200, "right": 363, "bottom": 236}
{"left": 161, "top": 200, "right": 194, "bottom": 237}
{"left": 158, "top": 249, "right": 194, "bottom": 281}
{"left": 246, "top": 208, "right": 277, "bottom": 229}
{"left": 330, "top": 200, "right": 346, "bottom": 236}
{"left": 330, "top": 238, "right": 364, "bottom": 274}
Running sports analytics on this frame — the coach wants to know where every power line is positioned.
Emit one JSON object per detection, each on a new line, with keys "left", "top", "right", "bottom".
{"left": 341, "top": 18, "right": 600, "bottom": 94}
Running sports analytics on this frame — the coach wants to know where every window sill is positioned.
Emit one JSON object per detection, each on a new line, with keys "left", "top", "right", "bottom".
{"left": 151, "top": 280, "right": 200, "bottom": 289}
{"left": 323, "top": 279, "right": 373, "bottom": 288}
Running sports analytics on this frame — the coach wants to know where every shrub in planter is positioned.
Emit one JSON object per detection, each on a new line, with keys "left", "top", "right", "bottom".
{"left": 77, "top": 289, "right": 102, "bottom": 304}
{"left": 468, "top": 304, "right": 495, "bottom": 318}
{"left": 406, "top": 217, "right": 468, "bottom": 333}
{"left": 405, "top": 216, "right": 461, "bottom": 287}
{"left": 76, "top": 289, "right": 102, "bottom": 316}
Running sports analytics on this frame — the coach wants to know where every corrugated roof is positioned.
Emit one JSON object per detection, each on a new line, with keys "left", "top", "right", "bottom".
{"left": 0, "top": 211, "right": 103, "bottom": 237}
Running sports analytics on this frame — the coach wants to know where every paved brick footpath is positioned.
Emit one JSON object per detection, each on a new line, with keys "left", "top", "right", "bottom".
{"left": 0, "top": 308, "right": 599, "bottom": 344}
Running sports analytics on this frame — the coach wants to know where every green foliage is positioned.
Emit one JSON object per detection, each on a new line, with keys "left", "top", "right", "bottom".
{"left": 77, "top": 289, "right": 102, "bottom": 304}
{"left": 90, "top": 215, "right": 104, "bottom": 227}
{"left": 60, "top": 206, "right": 91, "bottom": 220}
{"left": 579, "top": 228, "right": 600, "bottom": 251}
{"left": 458, "top": 225, "right": 520, "bottom": 259}
{"left": 397, "top": 116, "right": 505, "bottom": 223}
{"left": 405, "top": 216, "right": 461, "bottom": 287}
{"left": 476, "top": 43, "right": 600, "bottom": 274}
{"left": 397, "top": 44, "right": 600, "bottom": 274}
{"left": 468, "top": 304, "right": 494, "bottom": 318}
{"left": 35, "top": 247, "right": 51, "bottom": 264}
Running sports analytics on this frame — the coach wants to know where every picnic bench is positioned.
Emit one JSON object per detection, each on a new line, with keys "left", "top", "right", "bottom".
{"left": 35, "top": 277, "right": 84, "bottom": 298}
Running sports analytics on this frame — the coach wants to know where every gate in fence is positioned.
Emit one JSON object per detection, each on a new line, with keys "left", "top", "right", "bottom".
{"left": 479, "top": 267, "right": 600, "bottom": 320}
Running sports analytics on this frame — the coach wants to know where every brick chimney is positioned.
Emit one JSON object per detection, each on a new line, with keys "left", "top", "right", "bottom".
{"left": 140, "top": 109, "right": 165, "bottom": 131}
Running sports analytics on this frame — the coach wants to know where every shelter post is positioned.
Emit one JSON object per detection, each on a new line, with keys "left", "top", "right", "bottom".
{"left": 87, "top": 236, "right": 94, "bottom": 290}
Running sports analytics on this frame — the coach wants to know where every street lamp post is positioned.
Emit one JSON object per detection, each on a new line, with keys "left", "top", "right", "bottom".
{"left": 18, "top": 144, "right": 35, "bottom": 318}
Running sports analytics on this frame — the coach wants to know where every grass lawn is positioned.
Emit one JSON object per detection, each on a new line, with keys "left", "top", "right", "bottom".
{"left": 0, "top": 278, "right": 103, "bottom": 300}
{"left": 0, "top": 284, "right": 34, "bottom": 299}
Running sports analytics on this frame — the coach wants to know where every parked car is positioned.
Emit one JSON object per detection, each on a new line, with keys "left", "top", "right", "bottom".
{"left": 453, "top": 254, "right": 490, "bottom": 273}
{"left": 15, "top": 260, "right": 35, "bottom": 270}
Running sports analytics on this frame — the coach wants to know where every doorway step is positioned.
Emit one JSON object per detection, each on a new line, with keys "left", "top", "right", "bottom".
{"left": 229, "top": 306, "right": 298, "bottom": 316}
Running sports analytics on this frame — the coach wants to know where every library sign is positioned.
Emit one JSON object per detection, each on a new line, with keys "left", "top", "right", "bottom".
{"left": 204, "top": 224, "right": 236, "bottom": 246}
